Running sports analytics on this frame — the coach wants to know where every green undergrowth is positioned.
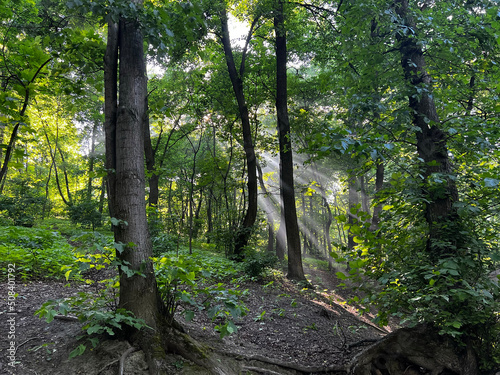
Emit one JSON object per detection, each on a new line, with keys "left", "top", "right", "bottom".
{"left": 37, "top": 217, "right": 113, "bottom": 238}
{"left": 0, "top": 226, "right": 76, "bottom": 281}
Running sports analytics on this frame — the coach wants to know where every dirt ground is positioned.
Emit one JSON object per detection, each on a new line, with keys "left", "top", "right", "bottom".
{"left": 0, "top": 266, "right": 392, "bottom": 375}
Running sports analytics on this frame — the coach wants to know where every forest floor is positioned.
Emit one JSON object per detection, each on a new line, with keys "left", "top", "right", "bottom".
{"left": 0, "top": 263, "right": 395, "bottom": 375}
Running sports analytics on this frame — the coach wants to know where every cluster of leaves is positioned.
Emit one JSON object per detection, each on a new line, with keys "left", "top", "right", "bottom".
{"left": 0, "top": 226, "right": 75, "bottom": 280}
{"left": 0, "top": 195, "right": 47, "bottom": 227}
{"left": 36, "top": 235, "right": 148, "bottom": 358}
{"left": 0, "top": 177, "right": 48, "bottom": 227}
{"left": 154, "top": 250, "right": 248, "bottom": 338}
{"left": 151, "top": 232, "right": 178, "bottom": 256}
{"left": 66, "top": 200, "right": 103, "bottom": 230}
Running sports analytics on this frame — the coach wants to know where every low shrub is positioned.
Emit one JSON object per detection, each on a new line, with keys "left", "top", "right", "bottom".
{"left": 242, "top": 248, "right": 278, "bottom": 278}
{"left": 151, "top": 232, "right": 178, "bottom": 256}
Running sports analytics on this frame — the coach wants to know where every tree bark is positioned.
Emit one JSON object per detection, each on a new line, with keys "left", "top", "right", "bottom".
{"left": 220, "top": 7, "right": 258, "bottom": 258}
{"left": 87, "top": 120, "right": 99, "bottom": 199}
{"left": 144, "top": 100, "right": 160, "bottom": 208}
{"left": 370, "top": 158, "right": 384, "bottom": 231}
{"left": 274, "top": 0, "right": 305, "bottom": 281}
{"left": 347, "top": 174, "right": 359, "bottom": 252}
{"left": 104, "top": 20, "right": 119, "bottom": 221}
{"left": 42, "top": 124, "right": 71, "bottom": 206}
{"left": 105, "top": 12, "right": 162, "bottom": 329}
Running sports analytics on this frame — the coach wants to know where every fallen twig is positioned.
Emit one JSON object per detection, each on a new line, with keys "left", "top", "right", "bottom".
{"left": 54, "top": 314, "right": 79, "bottom": 322}
{"left": 347, "top": 338, "right": 379, "bottom": 349}
{"left": 15, "top": 337, "right": 39, "bottom": 355}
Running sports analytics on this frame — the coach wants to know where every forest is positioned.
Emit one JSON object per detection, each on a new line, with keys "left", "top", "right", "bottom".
{"left": 0, "top": 0, "right": 499, "bottom": 374}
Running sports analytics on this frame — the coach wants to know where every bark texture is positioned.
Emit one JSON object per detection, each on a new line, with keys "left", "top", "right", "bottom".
{"left": 370, "top": 159, "right": 384, "bottom": 231}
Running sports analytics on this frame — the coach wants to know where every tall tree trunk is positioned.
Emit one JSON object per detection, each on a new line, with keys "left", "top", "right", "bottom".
{"left": 206, "top": 190, "right": 213, "bottom": 243}
{"left": 87, "top": 120, "right": 99, "bottom": 199}
{"left": 144, "top": 99, "right": 160, "bottom": 208}
{"left": 108, "top": 13, "right": 161, "bottom": 329}
{"left": 256, "top": 162, "right": 276, "bottom": 253}
{"left": 104, "top": 14, "right": 169, "bottom": 374}
{"left": 42, "top": 125, "right": 71, "bottom": 206}
{"left": 370, "top": 158, "right": 384, "bottom": 231}
{"left": 347, "top": 174, "right": 359, "bottom": 252}
{"left": 274, "top": 0, "right": 305, "bottom": 281}
{"left": 104, "top": 12, "right": 231, "bottom": 374}
{"left": 395, "top": 0, "right": 460, "bottom": 260}
{"left": 220, "top": 7, "right": 258, "bottom": 258}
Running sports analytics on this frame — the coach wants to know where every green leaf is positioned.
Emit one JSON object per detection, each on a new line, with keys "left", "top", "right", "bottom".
{"left": 114, "top": 242, "right": 126, "bottom": 253}
{"left": 86, "top": 325, "right": 103, "bottom": 335}
{"left": 185, "top": 310, "right": 195, "bottom": 321}
{"left": 484, "top": 178, "right": 499, "bottom": 188}
{"left": 64, "top": 269, "right": 73, "bottom": 281}
{"left": 353, "top": 236, "right": 363, "bottom": 244}
{"left": 226, "top": 320, "right": 237, "bottom": 334}
{"left": 336, "top": 271, "right": 347, "bottom": 280}
{"left": 69, "top": 344, "right": 86, "bottom": 358}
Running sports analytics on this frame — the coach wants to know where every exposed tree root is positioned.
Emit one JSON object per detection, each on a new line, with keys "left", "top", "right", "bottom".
{"left": 131, "top": 317, "right": 240, "bottom": 375}
{"left": 242, "top": 366, "right": 289, "bottom": 375}
{"left": 348, "top": 324, "right": 479, "bottom": 375}
{"left": 119, "top": 346, "right": 139, "bottom": 375}
{"left": 214, "top": 349, "right": 347, "bottom": 374}
{"left": 348, "top": 339, "right": 380, "bottom": 350}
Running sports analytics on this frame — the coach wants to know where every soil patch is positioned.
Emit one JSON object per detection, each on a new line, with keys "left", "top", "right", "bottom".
{"left": 0, "top": 266, "right": 391, "bottom": 374}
